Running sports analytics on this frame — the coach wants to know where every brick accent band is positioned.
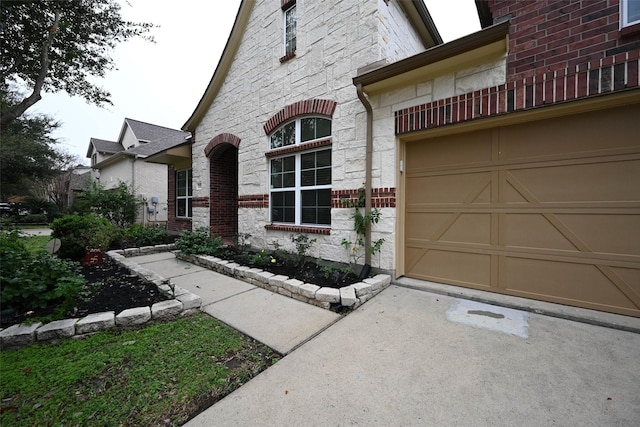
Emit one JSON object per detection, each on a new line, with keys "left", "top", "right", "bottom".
{"left": 395, "top": 53, "right": 640, "bottom": 135}
{"left": 265, "top": 224, "right": 330, "bottom": 235}
{"left": 238, "top": 194, "right": 269, "bottom": 209}
{"left": 265, "top": 138, "right": 332, "bottom": 158}
{"left": 264, "top": 99, "right": 337, "bottom": 135}
{"left": 192, "top": 197, "right": 210, "bottom": 208}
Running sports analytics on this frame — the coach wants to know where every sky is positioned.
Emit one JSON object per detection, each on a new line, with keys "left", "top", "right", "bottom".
{"left": 32, "top": 0, "right": 481, "bottom": 165}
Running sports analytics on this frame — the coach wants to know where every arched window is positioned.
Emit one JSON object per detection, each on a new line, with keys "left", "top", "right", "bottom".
{"left": 269, "top": 117, "right": 332, "bottom": 226}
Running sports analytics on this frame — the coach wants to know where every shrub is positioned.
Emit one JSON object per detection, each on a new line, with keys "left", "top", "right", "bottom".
{"left": 123, "top": 224, "right": 170, "bottom": 247}
{"left": 0, "top": 252, "right": 86, "bottom": 317}
{"left": 51, "top": 214, "right": 119, "bottom": 259}
{"left": 0, "top": 227, "right": 32, "bottom": 281}
{"left": 72, "top": 181, "right": 138, "bottom": 227}
{"left": 13, "top": 213, "right": 48, "bottom": 224}
{"left": 175, "top": 227, "right": 224, "bottom": 256}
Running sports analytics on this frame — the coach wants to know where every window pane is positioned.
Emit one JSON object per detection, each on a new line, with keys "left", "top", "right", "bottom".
{"left": 271, "top": 174, "right": 282, "bottom": 188}
{"left": 301, "top": 170, "right": 315, "bottom": 186}
{"left": 177, "top": 199, "right": 186, "bottom": 217}
{"left": 186, "top": 170, "right": 192, "bottom": 196}
{"left": 301, "top": 118, "right": 315, "bottom": 142}
{"left": 316, "top": 149, "right": 331, "bottom": 167}
{"left": 283, "top": 122, "right": 295, "bottom": 146}
{"left": 301, "top": 150, "right": 331, "bottom": 187}
{"left": 316, "top": 168, "right": 331, "bottom": 185}
{"left": 177, "top": 171, "right": 186, "bottom": 196}
{"left": 285, "top": 5, "right": 296, "bottom": 54}
{"left": 271, "top": 191, "right": 295, "bottom": 223}
{"left": 283, "top": 155, "right": 295, "bottom": 171}
{"left": 270, "top": 129, "right": 283, "bottom": 149}
{"left": 316, "top": 118, "right": 331, "bottom": 139}
{"left": 187, "top": 199, "right": 193, "bottom": 218}
{"left": 301, "top": 189, "right": 331, "bottom": 225}
{"left": 271, "top": 156, "right": 295, "bottom": 189}
{"left": 629, "top": 0, "right": 640, "bottom": 22}
{"left": 301, "top": 150, "right": 315, "bottom": 169}
{"left": 282, "top": 171, "right": 295, "bottom": 188}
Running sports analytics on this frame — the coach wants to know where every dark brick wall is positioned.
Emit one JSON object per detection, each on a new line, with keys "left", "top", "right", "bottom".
{"left": 209, "top": 145, "right": 238, "bottom": 238}
{"left": 486, "top": 0, "right": 640, "bottom": 80}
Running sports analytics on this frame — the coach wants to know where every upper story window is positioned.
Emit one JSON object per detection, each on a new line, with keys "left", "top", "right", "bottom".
{"left": 284, "top": 4, "right": 296, "bottom": 55}
{"left": 621, "top": 0, "right": 640, "bottom": 27}
{"left": 270, "top": 117, "right": 331, "bottom": 149}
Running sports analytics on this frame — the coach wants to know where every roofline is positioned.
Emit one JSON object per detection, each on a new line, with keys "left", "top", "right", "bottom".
{"left": 182, "top": 0, "right": 251, "bottom": 132}
{"left": 409, "top": 0, "right": 443, "bottom": 45}
{"left": 144, "top": 139, "right": 193, "bottom": 164}
{"left": 182, "top": 0, "right": 443, "bottom": 132}
{"left": 353, "top": 21, "right": 509, "bottom": 89}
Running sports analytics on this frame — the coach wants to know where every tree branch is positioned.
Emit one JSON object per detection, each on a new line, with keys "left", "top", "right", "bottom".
{"left": 0, "top": 10, "right": 60, "bottom": 129}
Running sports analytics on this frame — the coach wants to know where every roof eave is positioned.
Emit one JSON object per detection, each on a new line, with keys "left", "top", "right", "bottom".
{"left": 353, "top": 21, "right": 509, "bottom": 91}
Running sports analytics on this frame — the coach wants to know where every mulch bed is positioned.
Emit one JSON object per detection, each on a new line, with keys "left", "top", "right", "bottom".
{"left": 0, "top": 258, "right": 168, "bottom": 329}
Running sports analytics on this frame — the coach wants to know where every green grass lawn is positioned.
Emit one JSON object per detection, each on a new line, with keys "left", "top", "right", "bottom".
{"left": 21, "top": 235, "right": 51, "bottom": 255}
{"left": 0, "top": 314, "right": 280, "bottom": 426}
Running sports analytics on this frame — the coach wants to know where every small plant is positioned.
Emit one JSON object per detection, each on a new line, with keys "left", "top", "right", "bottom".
{"left": 123, "top": 224, "right": 170, "bottom": 247}
{"left": 340, "top": 186, "right": 385, "bottom": 275}
{"left": 235, "top": 232, "right": 252, "bottom": 253}
{"left": 175, "top": 227, "right": 224, "bottom": 256}
{"left": 290, "top": 233, "right": 316, "bottom": 267}
{"left": 251, "top": 249, "right": 272, "bottom": 268}
{"left": 270, "top": 239, "right": 293, "bottom": 266}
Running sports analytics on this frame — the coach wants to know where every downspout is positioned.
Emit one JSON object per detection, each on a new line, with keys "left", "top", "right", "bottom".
{"left": 356, "top": 83, "right": 373, "bottom": 266}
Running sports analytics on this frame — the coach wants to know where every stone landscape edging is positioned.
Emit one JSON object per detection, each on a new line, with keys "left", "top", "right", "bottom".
{"left": 0, "top": 244, "right": 202, "bottom": 349}
{"left": 175, "top": 252, "right": 391, "bottom": 311}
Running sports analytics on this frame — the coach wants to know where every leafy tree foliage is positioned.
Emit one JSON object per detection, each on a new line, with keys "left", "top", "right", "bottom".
{"left": 72, "top": 181, "right": 138, "bottom": 227}
{"left": 0, "top": 0, "right": 154, "bottom": 127}
{"left": 0, "top": 90, "right": 64, "bottom": 199}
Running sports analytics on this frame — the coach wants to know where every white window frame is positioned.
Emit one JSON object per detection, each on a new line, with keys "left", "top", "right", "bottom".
{"left": 621, "top": 0, "right": 640, "bottom": 28}
{"left": 283, "top": 4, "right": 296, "bottom": 55}
{"left": 176, "top": 169, "right": 192, "bottom": 218}
{"left": 268, "top": 117, "right": 332, "bottom": 227}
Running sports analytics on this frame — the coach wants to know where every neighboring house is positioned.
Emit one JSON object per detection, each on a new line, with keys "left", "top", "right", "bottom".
{"left": 66, "top": 165, "right": 92, "bottom": 209}
{"left": 156, "top": 0, "right": 639, "bottom": 317}
{"left": 87, "top": 118, "right": 191, "bottom": 225}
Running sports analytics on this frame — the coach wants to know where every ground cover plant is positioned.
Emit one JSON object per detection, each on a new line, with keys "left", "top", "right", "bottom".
{"left": 0, "top": 313, "right": 280, "bottom": 426}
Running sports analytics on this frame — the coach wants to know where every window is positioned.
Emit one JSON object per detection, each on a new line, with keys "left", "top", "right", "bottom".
{"left": 284, "top": 4, "right": 296, "bottom": 55}
{"left": 270, "top": 117, "right": 331, "bottom": 149}
{"left": 622, "top": 0, "right": 640, "bottom": 27}
{"left": 176, "top": 169, "right": 192, "bottom": 218}
{"left": 269, "top": 117, "right": 332, "bottom": 226}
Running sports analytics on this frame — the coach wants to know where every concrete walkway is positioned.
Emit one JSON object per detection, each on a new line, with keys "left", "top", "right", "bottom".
{"left": 130, "top": 252, "right": 640, "bottom": 426}
{"left": 131, "top": 252, "right": 340, "bottom": 354}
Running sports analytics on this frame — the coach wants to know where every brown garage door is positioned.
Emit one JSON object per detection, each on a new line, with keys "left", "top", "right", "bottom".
{"left": 404, "top": 104, "right": 640, "bottom": 317}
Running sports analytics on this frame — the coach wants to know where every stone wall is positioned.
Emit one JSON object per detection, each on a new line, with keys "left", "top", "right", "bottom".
{"left": 191, "top": 0, "right": 428, "bottom": 271}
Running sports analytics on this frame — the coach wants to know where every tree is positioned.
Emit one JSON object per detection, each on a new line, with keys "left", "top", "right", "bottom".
{"left": 0, "top": 0, "right": 154, "bottom": 128}
{"left": 73, "top": 181, "right": 138, "bottom": 228}
{"left": 0, "top": 89, "right": 64, "bottom": 199}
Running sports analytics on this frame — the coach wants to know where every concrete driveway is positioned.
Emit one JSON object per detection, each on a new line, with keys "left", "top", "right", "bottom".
{"left": 186, "top": 285, "right": 640, "bottom": 426}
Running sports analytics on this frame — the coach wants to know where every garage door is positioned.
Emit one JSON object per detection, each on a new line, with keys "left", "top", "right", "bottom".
{"left": 404, "top": 104, "right": 640, "bottom": 317}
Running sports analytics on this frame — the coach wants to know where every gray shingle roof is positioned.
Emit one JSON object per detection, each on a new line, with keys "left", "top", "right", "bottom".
{"left": 124, "top": 118, "right": 191, "bottom": 157}
{"left": 88, "top": 138, "right": 123, "bottom": 157}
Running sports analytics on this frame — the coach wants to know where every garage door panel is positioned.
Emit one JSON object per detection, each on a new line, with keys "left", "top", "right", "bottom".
{"left": 500, "top": 107, "right": 640, "bottom": 160}
{"left": 556, "top": 214, "right": 640, "bottom": 256}
{"left": 503, "top": 257, "right": 640, "bottom": 312}
{"left": 404, "top": 105, "right": 640, "bottom": 317}
{"left": 503, "top": 214, "right": 578, "bottom": 251}
{"left": 406, "top": 172, "right": 491, "bottom": 204}
{"left": 507, "top": 159, "right": 640, "bottom": 203}
{"left": 406, "top": 129, "right": 492, "bottom": 170}
{"left": 406, "top": 248, "right": 492, "bottom": 288}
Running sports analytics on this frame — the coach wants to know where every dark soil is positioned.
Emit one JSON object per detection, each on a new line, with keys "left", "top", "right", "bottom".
{"left": 0, "top": 257, "right": 169, "bottom": 329}
{"left": 221, "top": 248, "right": 363, "bottom": 289}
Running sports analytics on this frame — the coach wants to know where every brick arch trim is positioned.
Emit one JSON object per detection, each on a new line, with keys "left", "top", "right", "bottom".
{"left": 263, "top": 99, "right": 337, "bottom": 135}
{"left": 204, "top": 133, "right": 241, "bottom": 158}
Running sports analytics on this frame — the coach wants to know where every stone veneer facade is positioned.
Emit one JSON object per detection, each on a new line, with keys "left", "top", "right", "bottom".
{"left": 191, "top": 0, "right": 430, "bottom": 273}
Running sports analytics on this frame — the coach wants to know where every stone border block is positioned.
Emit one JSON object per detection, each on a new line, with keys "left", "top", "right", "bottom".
{"left": 116, "top": 307, "right": 152, "bottom": 326}
{"left": 284, "top": 278, "right": 304, "bottom": 294}
{"left": 269, "top": 274, "right": 289, "bottom": 287}
{"left": 315, "top": 287, "right": 340, "bottom": 303}
{"left": 1, "top": 322, "right": 42, "bottom": 347}
{"left": 299, "top": 283, "right": 320, "bottom": 299}
{"left": 152, "top": 300, "right": 183, "bottom": 319}
{"left": 351, "top": 282, "right": 372, "bottom": 297}
{"left": 176, "top": 292, "right": 202, "bottom": 310}
{"left": 340, "top": 286, "right": 357, "bottom": 307}
{"left": 36, "top": 318, "right": 78, "bottom": 341}
{"left": 76, "top": 312, "right": 115, "bottom": 334}
{"left": 256, "top": 271, "right": 275, "bottom": 284}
